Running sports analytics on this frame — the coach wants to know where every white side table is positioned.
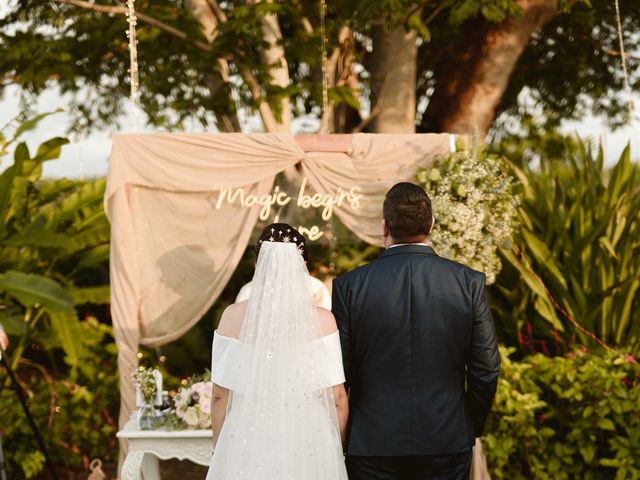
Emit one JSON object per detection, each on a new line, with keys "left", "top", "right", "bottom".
{"left": 117, "top": 419, "right": 212, "bottom": 480}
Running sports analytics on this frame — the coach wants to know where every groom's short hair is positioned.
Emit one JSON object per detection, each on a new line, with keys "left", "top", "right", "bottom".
{"left": 383, "top": 183, "right": 433, "bottom": 242}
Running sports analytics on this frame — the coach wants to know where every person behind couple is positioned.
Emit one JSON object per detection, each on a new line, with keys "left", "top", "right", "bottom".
{"left": 205, "top": 223, "right": 349, "bottom": 480}
{"left": 332, "top": 182, "right": 501, "bottom": 480}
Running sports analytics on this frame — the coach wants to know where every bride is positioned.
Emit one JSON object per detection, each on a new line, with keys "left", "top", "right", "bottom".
{"left": 206, "top": 223, "right": 349, "bottom": 480}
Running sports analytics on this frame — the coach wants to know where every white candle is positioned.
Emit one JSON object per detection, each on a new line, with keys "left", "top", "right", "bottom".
{"left": 153, "top": 370, "right": 163, "bottom": 406}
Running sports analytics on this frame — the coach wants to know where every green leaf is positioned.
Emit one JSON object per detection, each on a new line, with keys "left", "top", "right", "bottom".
{"left": 408, "top": 14, "right": 431, "bottom": 40}
{"left": 521, "top": 229, "right": 568, "bottom": 291}
{"left": 0, "top": 271, "right": 74, "bottom": 312}
{"left": 49, "top": 310, "right": 86, "bottom": 368}
{"left": 70, "top": 223, "right": 110, "bottom": 250}
{"left": 71, "top": 244, "right": 110, "bottom": 273}
{"left": 597, "top": 418, "right": 616, "bottom": 431}
{"left": 34, "top": 137, "right": 69, "bottom": 162}
{"left": 5, "top": 231, "right": 77, "bottom": 250}
{"left": 533, "top": 295, "right": 564, "bottom": 331}
{"left": 449, "top": 0, "right": 479, "bottom": 25}
{"left": 600, "top": 458, "right": 621, "bottom": 468}
{"left": 0, "top": 313, "right": 27, "bottom": 335}
{"left": 13, "top": 141, "right": 30, "bottom": 165}
{"left": 9, "top": 110, "right": 64, "bottom": 142}
{"left": 598, "top": 236, "right": 617, "bottom": 259}
{"left": 579, "top": 444, "right": 596, "bottom": 463}
{"left": 0, "top": 163, "right": 17, "bottom": 237}
{"left": 69, "top": 286, "right": 110, "bottom": 305}
{"left": 41, "top": 178, "right": 106, "bottom": 229}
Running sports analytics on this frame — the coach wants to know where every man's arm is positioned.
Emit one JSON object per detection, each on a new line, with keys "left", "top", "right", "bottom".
{"left": 331, "top": 278, "right": 351, "bottom": 391}
{"left": 466, "top": 272, "right": 500, "bottom": 437}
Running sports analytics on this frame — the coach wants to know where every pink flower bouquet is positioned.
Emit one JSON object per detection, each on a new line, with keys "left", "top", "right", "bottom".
{"left": 174, "top": 381, "right": 213, "bottom": 429}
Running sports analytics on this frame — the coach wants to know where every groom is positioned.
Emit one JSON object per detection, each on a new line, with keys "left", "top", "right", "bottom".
{"left": 332, "top": 182, "right": 500, "bottom": 480}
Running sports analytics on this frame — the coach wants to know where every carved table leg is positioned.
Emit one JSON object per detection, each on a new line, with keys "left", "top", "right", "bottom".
{"left": 121, "top": 451, "right": 145, "bottom": 480}
{"left": 141, "top": 453, "right": 161, "bottom": 480}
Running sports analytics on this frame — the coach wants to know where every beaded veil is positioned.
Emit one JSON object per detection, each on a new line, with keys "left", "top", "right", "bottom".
{"left": 207, "top": 241, "right": 347, "bottom": 480}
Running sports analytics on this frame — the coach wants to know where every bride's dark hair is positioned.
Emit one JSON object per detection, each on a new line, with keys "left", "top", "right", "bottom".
{"left": 255, "top": 223, "right": 309, "bottom": 263}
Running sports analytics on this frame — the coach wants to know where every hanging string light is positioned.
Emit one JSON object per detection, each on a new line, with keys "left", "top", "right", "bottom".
{"left": 320, "top": 0, "right": 330, "bottom": 134}
{"left": 125, "top": 0, "right": 140, "bottom": 131}
{"left": 613, "top": 0, "right": 634, "bottom": 119}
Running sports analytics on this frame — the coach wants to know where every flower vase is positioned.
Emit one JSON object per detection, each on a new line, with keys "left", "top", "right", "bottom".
{"left": 137, "top": 403, "right": 155, "bottom": 430}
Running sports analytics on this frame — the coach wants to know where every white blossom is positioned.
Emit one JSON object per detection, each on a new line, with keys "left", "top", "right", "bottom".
{"left": 417, "top": 149, "right": 518, "bottom": 284}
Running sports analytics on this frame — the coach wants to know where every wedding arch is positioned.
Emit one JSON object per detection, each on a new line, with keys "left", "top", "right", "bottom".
{"left": 105, "top": 131, "right": 453, "bottom": 435}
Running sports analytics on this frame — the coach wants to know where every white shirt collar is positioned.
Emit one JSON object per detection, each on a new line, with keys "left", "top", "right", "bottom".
{"left": 388, "top": 242, "right": 428, "bottom": 249}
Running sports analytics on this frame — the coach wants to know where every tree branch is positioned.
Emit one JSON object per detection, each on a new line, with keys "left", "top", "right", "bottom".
{"left": 206, "top": 0, "right": 228, "bottom": 22}
{"left": 607, "top": 50, "right": 640, "bottom": 62}
{"left": 52, "top": 0, "right": 281, "bottom": 133}
{"left": 51, "top": 0, "right": 213, "bottom": 52}
{"left": 205, "top": 0, "right": 279, "bottom": 132}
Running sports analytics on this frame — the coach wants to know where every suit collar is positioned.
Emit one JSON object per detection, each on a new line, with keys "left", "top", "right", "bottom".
{"left": 381, "top": 244, "right": 437, "bottom": 258}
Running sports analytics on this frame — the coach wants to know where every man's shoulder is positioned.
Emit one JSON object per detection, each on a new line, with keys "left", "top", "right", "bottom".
{"left": 428, "top": 256, "right": 487, "bottom": 294}
{"left": 431, "top": 254, "right": 484, "bottom": 276}
{"left": 334, "top": 250, "right": 486, "bottom": 287}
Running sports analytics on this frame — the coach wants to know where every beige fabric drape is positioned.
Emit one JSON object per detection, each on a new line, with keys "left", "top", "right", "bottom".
{"left": 106, "top": 132, "right": 456, "bottom": 469}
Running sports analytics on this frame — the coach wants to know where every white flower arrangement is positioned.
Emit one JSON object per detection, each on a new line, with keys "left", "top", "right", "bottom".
{"left": 173, "top": 380, "right": 213, "bottom": 429}
{"left": 416, "top": 142, "right": 518, "bottom": 284}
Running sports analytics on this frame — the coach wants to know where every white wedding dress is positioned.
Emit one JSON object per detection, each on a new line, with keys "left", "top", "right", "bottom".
{"left": 205, "top": 242, "right": 348, "bottom": 480}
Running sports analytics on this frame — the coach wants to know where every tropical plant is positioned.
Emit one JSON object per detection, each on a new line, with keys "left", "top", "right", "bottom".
{"left": 490, "top": 141, "right": 640, "bottom": 353}
{"left": 0, "top": 112, "right": 111, "bottom": 377}
{"left": 484, "top": 346, "right": 640, "bottom": 480}
{"left": 416, "top": 143, "right": 519, "bottom": 284}
{"left": 0, "top": 316, "right": 119, "bottom": 479}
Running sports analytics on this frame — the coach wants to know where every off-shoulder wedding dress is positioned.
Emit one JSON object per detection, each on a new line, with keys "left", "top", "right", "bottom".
{"left": 205, "top": 242, "right": 348, "bottom": 480}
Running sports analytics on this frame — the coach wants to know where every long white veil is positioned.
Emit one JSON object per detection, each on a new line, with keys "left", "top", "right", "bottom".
{"left": 210, "top": 241, "right": 345, "bottom": 479}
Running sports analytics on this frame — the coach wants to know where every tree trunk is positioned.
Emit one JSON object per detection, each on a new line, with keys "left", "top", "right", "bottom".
{"left": 419, "top": 0, "right": 558, "bottom": 137}
{"left": 185, "top": 0, "right": 241, "bottom": 132}
{"left": 248, "top": 0, "right": 292, "bottom": 133}
{"left": 331, "top": 28, "right": 363, "bottom": 133}
{"left": 365, "top": 25, "right": 418, "bottom": 133}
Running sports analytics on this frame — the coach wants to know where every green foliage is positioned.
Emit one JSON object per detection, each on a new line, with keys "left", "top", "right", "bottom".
{"left": 490, "top": 140, "right": 640, "bottom": 353}
{"left": 3, "top": 1, "right": 636, "bottom": 132}
{"left": 333, "top": 243, "right": 382, "bottom": 274}
{"left": 447, "top": 0, "right": 521, "bottom": 25}
{"left": 0, "top": 113, "right": 111, "bottom": 377}
{"left": 498, "top": 0, "right": 639, "bottom": 128}
{"left": 485, "top": 347, "right": 640, "bottom": 480}
{"left": 423, "top": 0, "right": 638, "bottom": 130}
{"left": 0, "top": 317, "right": 119, "bottom": 479}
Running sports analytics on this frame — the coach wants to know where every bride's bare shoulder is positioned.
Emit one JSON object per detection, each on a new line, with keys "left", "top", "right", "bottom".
{"left": 315, "top": 307, "right": 338, "bottom": 336}
{"left": 217, "top": 301, "right": 248, "bottom": 338}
